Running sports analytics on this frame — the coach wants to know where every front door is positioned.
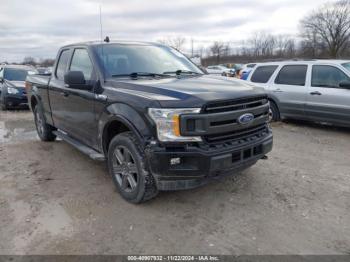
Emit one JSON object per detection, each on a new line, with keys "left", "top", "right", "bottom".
{"left": 62, "top": 48, "right": 97, "bottom": 147}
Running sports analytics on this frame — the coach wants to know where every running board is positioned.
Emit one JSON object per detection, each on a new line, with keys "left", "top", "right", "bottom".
{"left": 53, "top": 130, "right": 106, "bottom": 161}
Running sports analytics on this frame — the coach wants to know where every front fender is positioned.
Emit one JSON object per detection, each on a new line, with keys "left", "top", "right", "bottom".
{"left": 97, "top": 103, "right": 154, "bottom": 152}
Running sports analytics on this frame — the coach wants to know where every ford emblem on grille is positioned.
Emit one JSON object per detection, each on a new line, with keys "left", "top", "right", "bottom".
{"left": 238, "top": 113, "right": 254, "bottom": 124}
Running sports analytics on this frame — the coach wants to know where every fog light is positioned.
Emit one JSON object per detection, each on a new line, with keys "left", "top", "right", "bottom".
{"left": 170, "top": 157, "right": 181, "bottom": 165}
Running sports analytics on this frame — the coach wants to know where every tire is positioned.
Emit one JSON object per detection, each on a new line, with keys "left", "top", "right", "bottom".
{"left": 34, "top": 106, "right": 56, "bottom": 141}
{"left": 269, "top": 100, "right": 280, "bottom": 122}
{"left": 0, "top": 100, "right": 7, "bottom": 111}
{"left": 108, "top": 131, "right": 158, "bottom": 203}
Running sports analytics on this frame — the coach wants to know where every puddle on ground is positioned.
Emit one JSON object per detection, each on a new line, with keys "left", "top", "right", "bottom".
{"left": 0, "top": 119, "right": 38, "bottom": 143}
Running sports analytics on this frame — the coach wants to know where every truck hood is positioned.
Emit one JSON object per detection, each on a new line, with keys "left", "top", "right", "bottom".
{"left": 106, "top": 75, "right": 266, "bottom": 108}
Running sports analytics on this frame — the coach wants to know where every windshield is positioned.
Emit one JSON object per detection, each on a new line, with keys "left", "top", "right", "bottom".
{"left": 4, "top": 68, "right": 29, "bottom": 81}
{"left": 94, "top": 44, "right": 203, "bottom": 77}
{"left": 342, "top": 62, "right": 350, "bottom": 72}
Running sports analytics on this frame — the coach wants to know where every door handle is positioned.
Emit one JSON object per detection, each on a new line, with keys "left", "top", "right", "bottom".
{"left": 60, "top": 91, "right": 69, "bottom": 97}
{"left": 272, "top": 88, "right": 283, "bottom": 93}
{"left": 310, "top": 91, "right": 322, "bottom": 95}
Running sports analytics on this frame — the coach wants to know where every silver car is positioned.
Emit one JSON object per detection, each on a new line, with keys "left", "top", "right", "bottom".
{"left": 246, "top": 60, "right": 350, "bottom": 127}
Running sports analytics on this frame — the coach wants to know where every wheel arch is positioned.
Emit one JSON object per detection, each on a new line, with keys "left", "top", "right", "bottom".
{"left": 267, "top": 95, "right": 280, "bottom": 112}
{"left": 99, "top": 103, "right": 153, "bottom": 156}
{"left": 101, "top": 116, "right": 145, "bottom": 155}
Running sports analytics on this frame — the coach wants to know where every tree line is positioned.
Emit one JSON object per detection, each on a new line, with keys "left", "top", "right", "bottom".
{"left": 163, "top": 0, "right": 350, "bottom": 66}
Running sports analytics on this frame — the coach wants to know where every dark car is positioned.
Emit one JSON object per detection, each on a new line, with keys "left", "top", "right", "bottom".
{"left": 26, "top": 41, "right": 273, "bottom": 203}
{"left": 0, "top": 65, "right": 38, "bottom": 110}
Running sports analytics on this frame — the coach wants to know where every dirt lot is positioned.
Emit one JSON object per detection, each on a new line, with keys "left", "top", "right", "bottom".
{"left": 0, "top": 110, "right": 349, "bottom": 255}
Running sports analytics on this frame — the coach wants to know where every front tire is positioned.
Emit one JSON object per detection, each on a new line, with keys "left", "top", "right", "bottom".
{"left": 34, "top": 106, "right": 56, "bottom": 141}
{"left": 108, "top": 132, "right": 158, "bottom": 203}
{"left": 269, "top": 100, "right": 280, "bottom": 122}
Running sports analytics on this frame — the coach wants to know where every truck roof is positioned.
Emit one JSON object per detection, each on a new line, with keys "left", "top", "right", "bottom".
{"left": 253, "top": 59, "right": 350, "bottom": 66}
{"left": 61, "top": 40, "right": 165, "bottom": 49}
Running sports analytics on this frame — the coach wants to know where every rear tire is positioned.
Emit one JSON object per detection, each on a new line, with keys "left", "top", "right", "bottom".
{"left": 34, "top": 106, "right": 56, "bottom": 141}
{"left": 108, "top": 131, "right": 158, "bottom": 203}
{"left": 269, "top": 100, "right": 280, "bottom": 122}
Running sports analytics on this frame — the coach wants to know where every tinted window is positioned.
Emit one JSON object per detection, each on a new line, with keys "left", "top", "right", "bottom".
{"left": 342, "top": 62, "right": 350, "bottom": 72}
{"left": 3, "top": 68, "right": 28, "bottom": 81}
{"left": 56, "top": 50, "right": 70, "bottom": 80}
{"left": 312, "top": 65, "right": 350, "bottom": 88}
{"left": 70, "top": 49, "right": 94, "bottom": 80}
{"left": 94, "top": 44, "right": 202, "bottom": 76}
{"left": 251, "top": 66, "right": 278, "bottom": 83}
{"left": 275, "top": 65, "right": 307, "bottom": 86}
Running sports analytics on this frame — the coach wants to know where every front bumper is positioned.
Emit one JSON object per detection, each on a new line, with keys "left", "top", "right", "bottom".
{"left": 147, "top": 133, "right": 273, "bottom": 191}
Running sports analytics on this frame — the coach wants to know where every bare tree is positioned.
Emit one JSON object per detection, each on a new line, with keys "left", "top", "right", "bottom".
{"left": 248, "top": 32, "right": 276, "bottom": 57}
{"left": 209, "top": 41, "right": 226, "bottom": 63}
{"left": 22, "top": 56, "right": 36, "bottom": 66}
{"left": 39, "top": 58, "right": 55, "bottom": 67}
{"left": 158, "top": 36, "right": 187, "bottom": 52}
{"left": 300, "top": 0, "right": 350, "bottom": 58}
{"left": 276, "top": 35, "right": 297, "bottom": 57}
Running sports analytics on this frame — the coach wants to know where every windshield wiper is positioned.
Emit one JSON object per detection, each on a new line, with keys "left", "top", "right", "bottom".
{"left": 163, "top": 70, "right": 202, "bottom": 76}
{"left": 112, "top": 72, "right": 171, "bottom": 78}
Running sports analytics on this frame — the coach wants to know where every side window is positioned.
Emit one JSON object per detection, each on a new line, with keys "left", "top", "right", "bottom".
{"left": 251, "top": 65, "right": 278, "bottom": 83}
{"left": 312, "top": 65, "right": 350, "bottom": 88}
{"left": 70, "top": 49, "right": 94, "bottom": 80}
{"left": 0, "top": 68, "right": 4, "bottom": 79}
{"left": 55, "top": 50, "right": 71, "bottom": 80}
{"left": 275, "top": 65, "right": 307, "bottom": 86}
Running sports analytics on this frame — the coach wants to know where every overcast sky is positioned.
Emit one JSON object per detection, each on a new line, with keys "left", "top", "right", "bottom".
{"left": 0, "top": 0, "right": 336, "bottom": 62}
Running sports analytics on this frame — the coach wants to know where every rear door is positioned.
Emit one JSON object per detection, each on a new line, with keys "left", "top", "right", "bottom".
{"left": 269, "top": 64, "right": 308, "bottom": 119}
{"left": 49, "top": 48, "right": 72, "bottom": 131}
{"left": 306, "top": 64, "right": 350, "bottom": 126}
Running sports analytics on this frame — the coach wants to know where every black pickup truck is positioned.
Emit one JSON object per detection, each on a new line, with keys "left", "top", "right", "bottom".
{"left": 26, "top": 41, "right": 273, "bottom": 203}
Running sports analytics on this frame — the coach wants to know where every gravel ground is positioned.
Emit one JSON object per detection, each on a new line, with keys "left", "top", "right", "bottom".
{"left": 0, "top": 110, "right": 349, "bottom": 255}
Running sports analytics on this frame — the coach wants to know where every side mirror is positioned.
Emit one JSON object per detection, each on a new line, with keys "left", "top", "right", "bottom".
{"left": 64, "top": 71, "right": 91, "bottom": 91}
{"left": 339, "top": 81, "right": 350, "bottom": 89}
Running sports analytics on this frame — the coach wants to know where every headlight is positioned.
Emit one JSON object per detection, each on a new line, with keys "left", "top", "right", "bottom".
{"left": 7, "top": 87, "right": 19, "bottom": 94}
{"left": 148, "top": 108, "right": 202, "bottom": 142}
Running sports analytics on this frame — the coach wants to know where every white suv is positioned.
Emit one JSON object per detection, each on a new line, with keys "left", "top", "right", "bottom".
{"left": 246, "top": 60, "right": 350, "bottom": 127}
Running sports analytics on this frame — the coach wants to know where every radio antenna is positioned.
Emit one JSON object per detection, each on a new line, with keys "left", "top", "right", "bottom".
{"left": 99, "top": 4, "right": 103, "bottom": 43}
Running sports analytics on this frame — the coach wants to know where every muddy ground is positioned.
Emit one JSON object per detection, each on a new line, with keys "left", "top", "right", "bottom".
{"left": 0, "top": 110, "right": 349, "bottom": 255}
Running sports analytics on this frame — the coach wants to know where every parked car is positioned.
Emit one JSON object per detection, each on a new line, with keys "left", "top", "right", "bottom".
{"left": 36, "top": 67, "right": 52, "bottom": 75}
{"left": 241, "top": 63, "right": 257, "bottom": 80}
{"left": 246, "top": 60, "right": 350, "bottom": 126}
{"left": 26, "top": 41, "right": 273, "bottom": 203}
{"left": 0, "top": 65, "right": 38, "bottom": 110}
{"left": 206, "top": 65, "right": 235, "bottom": 76}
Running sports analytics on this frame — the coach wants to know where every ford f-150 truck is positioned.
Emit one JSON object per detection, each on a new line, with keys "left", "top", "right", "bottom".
{"left": 26, "top": 41, "right": 273, "bottom": 203}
